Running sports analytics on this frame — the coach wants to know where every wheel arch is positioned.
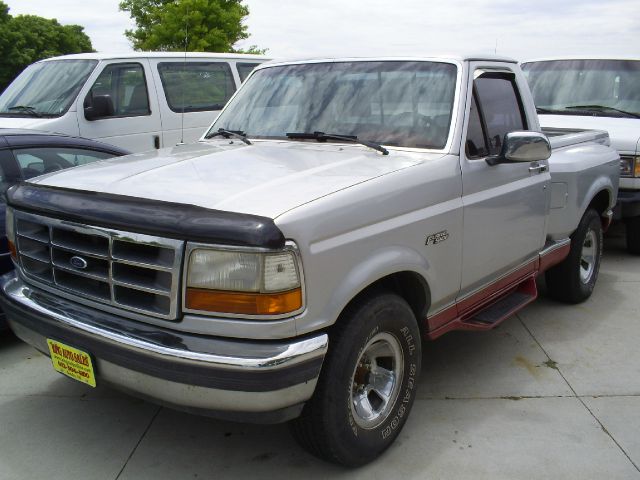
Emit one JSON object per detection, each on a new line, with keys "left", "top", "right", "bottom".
{"left": 581, "top": 179, "right": 614, "bottom": 221}
{"left": 587, "top": 188, "right": 613, "bottom": 228}
{"left": 333, "top": 270, "right": 431, "bottom": 336}
{"left": 588, "top": 188, "right": 611, "bottom": 214}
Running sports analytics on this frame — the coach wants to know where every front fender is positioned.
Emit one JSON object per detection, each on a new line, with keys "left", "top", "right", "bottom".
{"left": 294, "top": 246, "right": 431, "bottom": 336}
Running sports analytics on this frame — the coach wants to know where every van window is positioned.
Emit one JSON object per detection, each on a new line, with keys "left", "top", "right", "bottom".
{"left": 87, "top": 63, "right": 151, "bottom": 118}
{"left": 158, "top": 62, "right": 236, "bottom": 112}
{"left": 237, "top": 63, "right": 261, "bottom": 82}
{"left": 0, "top": 60, "right": 97, "bottom": 118}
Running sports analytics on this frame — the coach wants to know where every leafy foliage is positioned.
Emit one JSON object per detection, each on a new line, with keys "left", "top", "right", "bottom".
{"left": 119, "top": 0, "right": 265, "bottom": 53}
{"left": 0, "top": 2, "right": 93, "bottom": 91}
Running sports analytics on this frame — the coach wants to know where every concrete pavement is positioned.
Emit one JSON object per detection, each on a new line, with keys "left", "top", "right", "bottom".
{"left": 1, "top": 228, "right": 639, "bottom": 479}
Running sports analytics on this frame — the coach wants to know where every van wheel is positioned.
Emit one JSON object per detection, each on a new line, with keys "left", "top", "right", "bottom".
{"left": 290, "top": 292, "right": 421, "bottom": 467}
{"left": 625, "top": 216, "right": 640, "bottom": 255}
{"left": 546, "top": 209, "right": 602, "bottom": 303}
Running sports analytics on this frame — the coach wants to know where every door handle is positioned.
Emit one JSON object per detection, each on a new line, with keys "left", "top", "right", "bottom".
{"left": 529, "top": 163, "right": 548, "bottom": 174}
{"left": 153, "top": 135, "right": 160, "bottom": 149}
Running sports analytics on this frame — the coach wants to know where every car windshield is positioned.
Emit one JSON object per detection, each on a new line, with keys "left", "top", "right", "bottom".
{"left": 208, "top": 61, "right": 458, "bottom": 149}
{"left": 522, "top": 59, "right": 640, "bottom": 117}
{"left": 0, "top": 59, "right": 98, "bottom": 117}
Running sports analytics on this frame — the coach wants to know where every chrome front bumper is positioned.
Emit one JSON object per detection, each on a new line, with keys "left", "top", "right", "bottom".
{"left": 0, "top": 272, "right": 328, "bottom": 423}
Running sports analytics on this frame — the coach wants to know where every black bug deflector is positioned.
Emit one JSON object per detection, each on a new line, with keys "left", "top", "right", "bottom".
{"left": 6, "top": 183, "right": 286, "bottom": 249}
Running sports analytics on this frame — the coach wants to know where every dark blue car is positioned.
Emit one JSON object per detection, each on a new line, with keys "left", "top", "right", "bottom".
{"left": 0, "top": 129, "right": 129, "bottom": 330}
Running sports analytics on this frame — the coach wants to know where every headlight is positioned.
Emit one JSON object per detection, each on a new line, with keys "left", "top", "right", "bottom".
{"left": 5, "top": 207, "right": 16, "bottom": 260}
{"left": 620, "top": 155, "right": 639, "bottom": 177}
{"left": 184, "top": 245, "right": 303, "bottom": 317}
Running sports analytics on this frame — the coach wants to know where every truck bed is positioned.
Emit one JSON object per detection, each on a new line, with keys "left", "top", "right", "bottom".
{"left": 543, "top": 127, "right": 610, "bottom": 149}
{"left": 545, "top": 127, "right": 619, "bottom": 240}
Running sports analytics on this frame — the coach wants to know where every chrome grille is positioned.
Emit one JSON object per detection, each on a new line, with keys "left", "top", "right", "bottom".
{"left": 14, "top": 211, "right": 184, "bottom": 320}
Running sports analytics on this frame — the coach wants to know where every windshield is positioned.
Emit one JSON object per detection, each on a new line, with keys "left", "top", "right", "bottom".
{"left": 522, "top": 59, "right": 640, "bottom": 117}
{"left": 0, "top": 59, "right": 98, "bottom": 117}
{"left": 209, "top": 61, "right": 458, "bottom": 149}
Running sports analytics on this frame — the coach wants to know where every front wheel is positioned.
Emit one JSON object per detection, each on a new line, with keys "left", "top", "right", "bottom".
{"left": 290, "top": 292, "right": 421, "bottom": 466}
{"left": 546, "top": 208, "right": 603, "bottom": 303}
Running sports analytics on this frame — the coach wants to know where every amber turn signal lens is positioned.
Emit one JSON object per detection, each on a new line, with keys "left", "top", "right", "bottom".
{"left": 8, "top": 240, "right": 16, "bottom": 260}
{"left": 185, "top": 287, "right": 303, "bottom": 315}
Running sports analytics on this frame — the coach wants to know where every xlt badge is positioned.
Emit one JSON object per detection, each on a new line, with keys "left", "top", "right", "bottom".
{"left": 425, "top": 230, "right": 449, "bottom": 246}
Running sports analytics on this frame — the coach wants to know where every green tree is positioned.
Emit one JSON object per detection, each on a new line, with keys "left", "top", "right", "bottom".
{"left": 0, "top": 2, "right": 93, "bottom": 91}
{"left": 119, "top": 0, "right": 265, "bottom": 53}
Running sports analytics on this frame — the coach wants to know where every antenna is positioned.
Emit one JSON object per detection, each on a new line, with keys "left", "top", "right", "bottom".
{"left": 494, "top": 39, "right": 498, "bottom": 54}
{"left": 177, "top": 5, "right": 188, "bottom": 146}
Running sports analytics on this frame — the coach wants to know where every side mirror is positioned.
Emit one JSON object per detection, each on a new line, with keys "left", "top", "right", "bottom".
{"left": 84, "top": 94, "right": 114, "bottom": 121}
{"left": 486, "top": 131, "right": 551, "bottom": 166}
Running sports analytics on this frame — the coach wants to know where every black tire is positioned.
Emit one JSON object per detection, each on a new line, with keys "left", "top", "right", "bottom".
{"left": 625, "top": 216, "right": 640, "bottom": 255}
{"left": 546, "top": 208, "right": 602, "bottom": 303}
{"left": 290, "top": 292, "right": 421, "bottom": 467}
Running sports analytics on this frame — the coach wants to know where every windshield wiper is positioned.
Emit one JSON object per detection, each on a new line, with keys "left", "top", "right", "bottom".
{"left": 205, "top": 128, "right": 252, "bottom": 145}
{"left": 564, "top": 105, "right": 640, "bottom": 119}
{"left": 286, "top": 131, "right": 389, "bottom": 155}
{"left": 6, "top": 105, "right": 43, "bottom": 117}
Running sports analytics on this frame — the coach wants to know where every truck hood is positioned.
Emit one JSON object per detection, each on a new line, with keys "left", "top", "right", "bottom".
{"left": 539, "top": 114, "right": 640, "bottom": 154}
{"left": 29, "top": 140, "right": 429, "bottom": 218}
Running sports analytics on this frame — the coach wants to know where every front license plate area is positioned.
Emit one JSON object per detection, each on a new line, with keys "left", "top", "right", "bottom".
{"left": 47, "top": 339, "right": 97, "bottom": 388}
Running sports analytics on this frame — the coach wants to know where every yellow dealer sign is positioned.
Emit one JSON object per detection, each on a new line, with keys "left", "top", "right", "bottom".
{"left": 47, "top": 339, "right": 96, "bottom": 388}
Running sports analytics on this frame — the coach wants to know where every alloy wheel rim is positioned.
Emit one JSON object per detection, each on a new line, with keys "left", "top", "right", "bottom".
{"left": 350, "top": 332, "right": 404, "bottom": 429}
{"left": 580, "top": 229, "right": 597, "bottom": 284}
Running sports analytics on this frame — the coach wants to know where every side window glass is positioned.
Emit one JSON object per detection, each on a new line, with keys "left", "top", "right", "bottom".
{"left": 474, "top": 74, "right": 527, "bottom": 155}
{"left": 465, "top": 95, "right": 489, "bottom": 158}
{"left": 236, "top": 63, "right": 261, "bottom": 82}
{"left": 157, "top": 62, "right": 236, "bottom": 112}
{"left": 14, "top": 152, "right": 45, "bottom": 178}
{"left": 86, "top": 63, "right": 150, "bottom": 118}
{"left": 14, "top": 147, "right": 115, "bottom": 179}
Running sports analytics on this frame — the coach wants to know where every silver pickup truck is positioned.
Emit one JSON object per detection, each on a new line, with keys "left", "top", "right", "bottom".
{"left": 0, "top": 55, "right": 620, "bottom": 466}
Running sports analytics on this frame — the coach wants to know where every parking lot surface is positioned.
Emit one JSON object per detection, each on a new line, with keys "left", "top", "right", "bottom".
{"left": 1, "top": 228, "right": 639, "bottom": 479}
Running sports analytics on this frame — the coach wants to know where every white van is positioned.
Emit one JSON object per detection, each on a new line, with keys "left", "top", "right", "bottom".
{"left": 522, "top": 56, "right": 640, "bottom": 253}
{"left": 0, "top": 53, "right": 268, "bottom": 152}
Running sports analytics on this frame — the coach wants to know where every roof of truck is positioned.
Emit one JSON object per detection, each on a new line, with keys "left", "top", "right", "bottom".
{"left": 39, "top": 52, "right": 270, "bottom": 62}
{"left": 258, "top": 53, "right": 517, "bottom": 68}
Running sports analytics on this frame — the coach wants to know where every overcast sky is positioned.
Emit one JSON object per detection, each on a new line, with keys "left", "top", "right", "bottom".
{"left": 8, "top": 0, "right": 640, "bottom": 61}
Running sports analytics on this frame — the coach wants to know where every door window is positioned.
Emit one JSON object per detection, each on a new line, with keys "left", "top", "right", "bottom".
{"left": 465, "top": 95, "right": 489, "bottom": 158}
{"left": 466, "top": 72, "right": 528, "bottom": 157}
{"left": 157, "top": 62, "right": 236, "bottom": 112}
{"left": 86, "top": 63, "right": 150, "bottom": 118}
{"left": 14, "top": 147, "right": 116, "bottom": 179}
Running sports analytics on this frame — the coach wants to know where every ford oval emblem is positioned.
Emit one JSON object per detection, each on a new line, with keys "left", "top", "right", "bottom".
{"left": 69, "top": 256, "right": 88, "bottom": 270}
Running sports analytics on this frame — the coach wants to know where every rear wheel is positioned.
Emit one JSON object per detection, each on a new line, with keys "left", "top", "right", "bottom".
{"left": 625, "top": 216, "right": 640, "bottom": 255}
{"left": 546, "top": 208, "right": 602, "bottom": 303}
{"left": 290, "top": 292, "right": 421, "bottom": 467}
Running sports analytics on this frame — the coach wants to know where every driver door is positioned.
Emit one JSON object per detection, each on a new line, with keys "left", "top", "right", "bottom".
{"left": 459, "top": 65, "right": 550, "bottom": 299}
{"left": 77, "top": 60, "right": 162, "bottom": 152}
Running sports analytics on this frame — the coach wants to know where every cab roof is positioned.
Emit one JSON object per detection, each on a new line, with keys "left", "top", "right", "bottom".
{"left": 258, "top": 53, "right": 517, "bottom": 69}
